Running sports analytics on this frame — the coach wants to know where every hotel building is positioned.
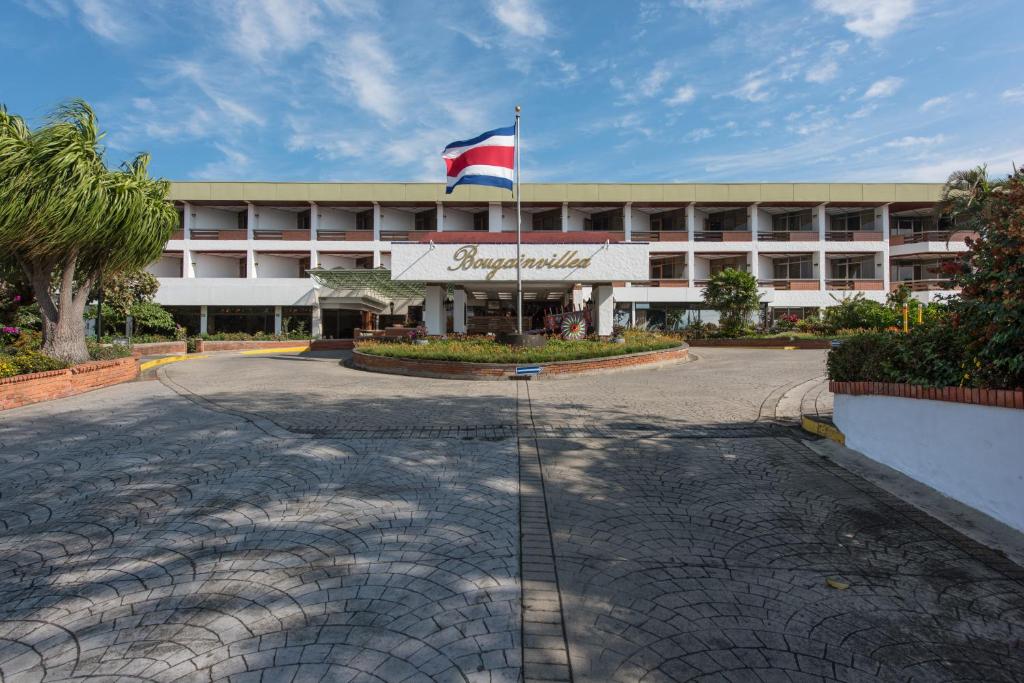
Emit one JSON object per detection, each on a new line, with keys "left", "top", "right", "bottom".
{"left": 150, "top": 182, "right": 970, "bottom": 337}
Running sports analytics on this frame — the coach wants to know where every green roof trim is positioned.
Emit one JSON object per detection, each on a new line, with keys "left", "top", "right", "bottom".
{"left": 309, "top": 268, "right": 426, "bottom": 298}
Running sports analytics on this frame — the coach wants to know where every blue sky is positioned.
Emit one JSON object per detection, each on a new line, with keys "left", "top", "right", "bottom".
{"left": 3, "top": 0, "right": 1023, "bottom": 184}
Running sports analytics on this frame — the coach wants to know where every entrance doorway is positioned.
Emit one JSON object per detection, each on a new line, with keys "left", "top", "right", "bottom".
{"left": 322, "top": 309, "right": 363, "bottom": 339}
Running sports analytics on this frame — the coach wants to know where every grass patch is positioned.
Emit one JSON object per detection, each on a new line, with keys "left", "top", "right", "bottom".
{"left": 357, "top": 332, "right": 681, "bottom": 364}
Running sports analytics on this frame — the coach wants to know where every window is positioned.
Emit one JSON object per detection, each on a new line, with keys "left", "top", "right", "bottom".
{"left": 651, "top": 208, "right": 687, "bottom": 232}
{"left": 237, "top": 210, "right": 248, "bottom": 231}
{"left": 831, "top": 210, "right": 875, "bottom": 231}
{"left": 706, "top": 209, "right": 747, "bottom": 232}
{"left": 532, "top": 209, "right": 561, "bottom": 231}
{"left": 650, "top": 255, "right": 686, "bottom": 279}
{"left": 709, "top": 257, "right": 746, "bottom": 274}
{"left": 473, "top": 211, "right": 489, "bottom": 231}
{"left": 176, "top": 208, "right": 185, "bottom": 230}
{"left": 772, "top": 211, "right": 812, "bottom": 232}
{"left": 587, "top": 209, "right": 623, "bottom": 232}
{"left": 414, "top": 209, "right": 436, "bottom": 231}
{"left": 356, "top": 210, "right": 373, "bottom": 231}
{"left": 831, "top": 257, "right": 874, "bottom": 279}
{"left": 772, "top": 255, "right": 813, "bottom": 279}
{"left": 296, "top": 209, "right": 311, "bottom": 231}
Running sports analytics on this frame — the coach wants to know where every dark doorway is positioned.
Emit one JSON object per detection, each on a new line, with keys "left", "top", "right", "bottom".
{"left": 322, "top": 309, "right": 363, "bottom": 339}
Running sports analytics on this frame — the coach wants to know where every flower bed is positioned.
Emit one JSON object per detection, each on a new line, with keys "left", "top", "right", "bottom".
{"left": 356, "top": 333, "right": 680, "bottom": 364}
{"left": 1, "top": 357, "right": 138, "bottom": 411}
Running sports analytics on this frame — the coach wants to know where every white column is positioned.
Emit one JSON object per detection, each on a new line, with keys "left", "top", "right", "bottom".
{"left": 748, "top": 204, "right": 760, "bottom": 282}
{"left": 452, "top": 288, "right": 467, "bottom": 334}
{"left": 424, "top": 285, "right": 445, "bottom": 335}
{"left": 592, "top": 284, "right": 614, "bottom": 336}
{"left": 686, "top": 203, "right": 696, "bottom": 241}
{"left": 879, "top": 203, "right": 891, "bottom": 293}
{"left": 274, "top": 305, "right": 282, "bottom": 336}
{"left": 816, "top": 203, "right": 828, "bottom": 291}
{"left": 488, "top": 202, "right": 502, "bottom": 233}
{"left": 311, "top": 300, "right": 323, "bottom": 338}
{"left": 372, "top": 201, "right": 382, "bottom": 241}
{"left": 436, "top": 201, "right": 444, "bottom": 232}
{"left": 749, "top": 203, "right": 759, "bottom": 243}
{"left": 246, "top": 202, "right": 257, "bottom": 279}
{"left": 199, "top": 305, "right": 208, "bottom": 335}
{"left": 310, "top": 201, "right": 319, "bottom": 269}
{"left": 561, "top": 202, "right": 570, "bottom": 232}
{"left": 183, "top": 202, "right": 195, "bottom": 278}
{"left": 623, "top": 202, "right": 632, "bottom": 241}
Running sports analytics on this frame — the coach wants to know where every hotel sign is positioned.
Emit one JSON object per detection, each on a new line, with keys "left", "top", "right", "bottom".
{"left": 390, "top": 242, "right": 650, "bottom": 283}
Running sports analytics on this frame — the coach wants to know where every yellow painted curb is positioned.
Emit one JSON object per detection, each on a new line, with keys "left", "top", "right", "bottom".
{"left": 801, "top": 415, "right": 845, "bottom": 445}
{"left": 238, "top": 346, "right": 310, "bottom": 355}
{"left": 783, "top": 346, "right": 798, "bottom": 350}
{"left": 140, "top": 354, "right": 207, "bottom": 371}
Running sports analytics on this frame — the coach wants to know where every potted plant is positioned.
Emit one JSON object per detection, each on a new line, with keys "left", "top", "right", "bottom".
{"left": 611, "top": 324, "right": 626, "bottom": 344}
{"left": 408, "top": 327, "right": 429, "bottom": 345}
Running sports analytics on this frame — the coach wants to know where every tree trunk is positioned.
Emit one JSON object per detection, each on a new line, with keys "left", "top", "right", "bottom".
{"left": 20, "top": 254, "right": 96, "bottom": 365}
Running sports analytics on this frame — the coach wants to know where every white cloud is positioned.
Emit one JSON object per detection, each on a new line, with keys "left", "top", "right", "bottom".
{"left": 675, "top": 0, "right": 754, "bottom": 18}
{"left": 324, "top": 33, "right": 403, "bottom": 123}
{"left": 169, "top": 61, "right": 265, "bottom": 126}
{"left": 215, "top": 0, "right": 325, "bottom": 63}
{"left": 812, "top": 0, "right": 915, "bottom": 39}
{"left": 848, "top": 104, "right": 877, "bottom": 119}
{"left": 73, "top": 0, "right": 134, "bottom": 43}
{"left": 665, "top": 85, "right": 697, "bottom": 106}
{"left": 190, "top": 144, "right": 252, "bottom": 180}
{"left": 1002, "top": 86, "right": 1024, "bottom": 103}
{"left": 863, "top": 76, "right": 904, "bottom": 99}
{"left": 884, "top": 135, "right": 946, "bottom": 148}
{"left": 734, "top": 72, "right": 772, "bottom": 102}
{"left": 490, "top": 0, "right": 549, "bottom": 37}
{"left": 920, "top": 96, "right": 951, "bottom": 112}
{"left": 806, "top": 60, "right": 838, "bottom": 84}
{"left": 683, "top": 127, "right": 713, "bottom": 142}
{"left": 639, "top": 62, "right": 672, "bottom": 97}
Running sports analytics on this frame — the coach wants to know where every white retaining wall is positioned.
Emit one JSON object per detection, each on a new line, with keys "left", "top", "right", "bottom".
{"left": 834, "top": 393, "right": 1024, "bottom": 532}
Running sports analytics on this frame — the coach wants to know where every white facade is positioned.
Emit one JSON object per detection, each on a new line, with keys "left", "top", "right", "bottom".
{"left": 151, "top": 182, "right": 964, "bottom": 336}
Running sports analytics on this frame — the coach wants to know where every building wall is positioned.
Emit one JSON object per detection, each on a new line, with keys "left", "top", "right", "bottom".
{"left": 193, "top": 253, "right": 242, "bottom": 278}
{"left": 192, "top": 206, "right": 238, "bottom": 231}
{"left": 319, "top": 207, "right": 358, "bottom": 231}
{"left": 255, "top": 254, "right": 302, "bottom": 278}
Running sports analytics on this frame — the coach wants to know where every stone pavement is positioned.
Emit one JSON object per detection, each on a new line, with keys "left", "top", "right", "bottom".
{"left": 0, "top": 348, "right": 1021, "bottom": 682}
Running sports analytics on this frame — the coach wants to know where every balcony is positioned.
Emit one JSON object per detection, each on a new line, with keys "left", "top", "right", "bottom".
{"left": 759, "top": 279, "right": 820, "bottom": 290}
{"left": 190, "top": 229, "right": 248, "bottom": 240}
{"left": 757, "top": 231, "right": 819, "bottom": 242}
{"left": 631, "top": 230, "right": 689, "bottom": 242}
{"left": 632, "top": 279, "right": 689, "bottom": 287}
{"left": 889, "top": 230, "right": 977, "bottom": 246}
{"left": 826, "top": 279, "right": 884, "bottom": 291}
{"left": 694, "top": 231, "right": 751, "bottom": 242}
{"left": 890, "top": 279, "right": 955, "bottom": 292}
{"left": 826, "top": 231, "right": 883, "bottom": 242}
{"left": 317, "top": 230, "right": 374, "bottom": 241}
{"left": 169, "top": 230, "right": 184, "bottom": 240}
{"left": 254, "top": 230, "right": 311, "bottom": 241}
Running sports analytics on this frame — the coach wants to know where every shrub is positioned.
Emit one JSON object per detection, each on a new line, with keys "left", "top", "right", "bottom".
{"left": 823, "top": 294, "right": 898, "bottom": 332}
{"left": 827, "top": 320, "right": 969, "bottom": 387}
{"left": 701, "top": 269, "right": 761, "bottom": 335}
{"left": 0, "top": 354, "right": 17, "bottom": 378}
{"left": 12, "top": 350, "right": 68, "bottom": 374}
{"left": 87, "top": 340, "right": 133, "bottom": 360}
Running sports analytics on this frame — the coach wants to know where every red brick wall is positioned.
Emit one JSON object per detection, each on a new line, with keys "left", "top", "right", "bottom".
{"left": 830, "top": 381, "right": 1024, "bottom": 410}
{"left": 1, "top": 358, "right": 139, "bottom": 411}
{"left": 351, "top": 345, "right": 688, "bottom": 380}
{"left": 132, "top": 341, "right": 188, "bottom": 356}
{"left": 195, "top": 339, "right": 311, "bottom": 352}
{"left": 688, "top": 338, "right": 831, "bottom": 349}
{"left": 310, "top": 339, "right": 355, "bottom": 350}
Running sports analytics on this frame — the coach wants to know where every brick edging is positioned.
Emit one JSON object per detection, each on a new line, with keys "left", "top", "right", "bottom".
{"left": 688, "top": 338, "right": 831, "bottom": 349}
{"left": 829, "top": 380, "right": 1024, "bottom": 410}
{"left": 195, "top": 339, "right": 312, "bottom": 352}
{"left": 351, "top": 344, "right": 689, "bottom": 380}
{"left": 1, "top": 357, "right": 139, "bottom": 411}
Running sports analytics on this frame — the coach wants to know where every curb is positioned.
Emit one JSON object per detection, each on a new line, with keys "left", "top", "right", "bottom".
{"left": 801, "top": 414, "right": 845, "bottom": 445}
{"left": 139, "top": 354, "right": 208, "bottom": 372}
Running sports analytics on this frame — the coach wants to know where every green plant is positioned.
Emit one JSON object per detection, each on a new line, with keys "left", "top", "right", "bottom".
{"left": 701, "top": 269, "right": 761, "bottom": 334}
{"left": 0, "top": 354, "right": 17, "bottom": 378}
{"left": 12, "top": 350, "right": 68, "bottom": 374}
{"left": 0, "top": 100, "right": 177, "bottom": 363}
{"left": 823, "top": 293, "right": 898, "bottom": 332}
{"left": 87, "top": 340, "right": 133, "bottom": 360}
{"left": 827, "top": 320, "right": 969, "bottom": 387}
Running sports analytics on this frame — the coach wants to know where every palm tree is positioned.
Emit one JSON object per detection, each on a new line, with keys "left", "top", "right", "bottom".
{"left": 0, "top": 100, "right": 177, "bottom": 363}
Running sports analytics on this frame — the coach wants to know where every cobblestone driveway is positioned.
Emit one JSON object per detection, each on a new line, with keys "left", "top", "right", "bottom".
{"left": 1, "top": 349, "right": 1022, "bottom": 682}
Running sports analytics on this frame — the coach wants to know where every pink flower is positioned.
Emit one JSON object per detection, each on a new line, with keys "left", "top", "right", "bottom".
{"left": 12, "top": 295, "right": 20, "bottom": 303}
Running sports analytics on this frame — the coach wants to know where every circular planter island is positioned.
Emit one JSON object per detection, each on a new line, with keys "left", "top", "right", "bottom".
{"left": 350, "top": 339, "right": 689, "bottom": 380}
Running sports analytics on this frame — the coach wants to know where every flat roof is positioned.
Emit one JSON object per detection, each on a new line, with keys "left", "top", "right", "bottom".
{"left": 168, "top": 182, "right": 944, "bottom": 204}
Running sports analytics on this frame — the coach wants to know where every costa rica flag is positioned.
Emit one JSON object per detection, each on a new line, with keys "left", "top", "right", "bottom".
{"left": 442, "top": 125, "right": 515, "bottom": 194}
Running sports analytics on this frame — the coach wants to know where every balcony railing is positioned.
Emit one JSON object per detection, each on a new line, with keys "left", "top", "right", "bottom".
{"left": 694, "top": 231, "right": 751, "bottom": 242}
{"left": 758, "top": 279, "right": 820, "bottom": 290}
{"left": 190, "top": 229, "right": 248, "bottom": 240}
{"left": 380, "top": 230, "right": 412, "bottom": 241}
{"left": 890, "top": 279, "right": 956, "bottom": 292}
{"left": 316, "top": 230, "right": 373, "bottom": 241}
{"left": 757, "top": 231, "right": 819, "bottom": 242}
{"left": 633, "top": 279, "right": 689, "bottom": 287}
{"left": 631, "top": 230, "right": 689, "bottom": 242}
{"left": 169, "top": 230, "right": 184, "bottom": 240}
{"left": 253, "top": 230, "right": 311, "bottom": 240}
{"left": 889, "top": 230, "right": 977, "bottom": 246}
{"left": 827, "top": 279, "right": 884, "bottom": 291}
{"left": 826, "top": 231, "right": 883, "bottom": 241}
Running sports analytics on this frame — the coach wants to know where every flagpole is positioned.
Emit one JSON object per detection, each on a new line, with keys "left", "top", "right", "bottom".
{"left": 514, "top": 104, "right": 523, "bottom": 335}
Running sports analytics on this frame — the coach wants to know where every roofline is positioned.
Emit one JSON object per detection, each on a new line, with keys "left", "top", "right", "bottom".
{"left": 168, "top": 181, "right": 945, "bottom": 204}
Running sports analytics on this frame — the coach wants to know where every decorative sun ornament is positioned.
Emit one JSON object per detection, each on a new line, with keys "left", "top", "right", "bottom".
{"left": 560, "top": 312, "right": 587, "bottom": 340}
